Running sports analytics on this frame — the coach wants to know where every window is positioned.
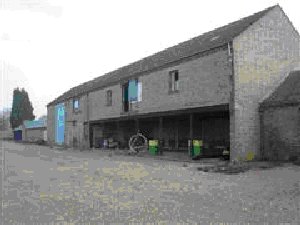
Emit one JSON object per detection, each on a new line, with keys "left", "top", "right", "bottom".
{"left": 169, "top": 70, "right": 179, "bottom": 92}
{"left": 106, "top": 90, "right": 112, "bottom": 106}
{"left": 122, "top": 78, "right": 142, "bottom": 112}
{"left": 73, "top": 99, "right": 79, "bottom": 111}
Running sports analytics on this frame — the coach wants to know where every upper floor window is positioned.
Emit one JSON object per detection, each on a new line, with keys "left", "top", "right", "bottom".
{"left": 122, "top": 78, "right": 142, "bottom": 112}
{"left": 106, "top": 90, "right": 112, "bottom": 106}
{"left": 169, "top": 70, "right": 179, "bottom": 93}
{"left": 73, "top": 99, "right": 79, "bottom": 111}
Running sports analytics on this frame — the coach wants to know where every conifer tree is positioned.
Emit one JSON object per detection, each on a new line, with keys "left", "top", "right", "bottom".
{"left": 10, "top": 88, "right": 35, "bottom": 129}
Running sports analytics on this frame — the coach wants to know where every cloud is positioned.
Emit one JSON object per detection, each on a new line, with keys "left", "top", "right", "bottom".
{"left": 1, "top": 0, "right": 63, "bottom": 17}
{"left": 1, "top": 32, "right": 10, "bottom": 41}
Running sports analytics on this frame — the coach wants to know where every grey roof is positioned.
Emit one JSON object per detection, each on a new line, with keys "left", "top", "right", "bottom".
{"left": 260, "top": 71, "right": 300, "bottom": 109}
{"left": 48, "top": 5, "right": 277, "bottom": 106}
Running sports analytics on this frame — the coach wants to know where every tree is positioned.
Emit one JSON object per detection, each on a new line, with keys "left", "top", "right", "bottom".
{"left": 10, "top": 88, "right": 35, "bottom": 129}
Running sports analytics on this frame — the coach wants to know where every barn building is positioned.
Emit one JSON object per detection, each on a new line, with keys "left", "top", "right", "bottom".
{"left": 47, "top": 5, "right": 300, "bottom": 161}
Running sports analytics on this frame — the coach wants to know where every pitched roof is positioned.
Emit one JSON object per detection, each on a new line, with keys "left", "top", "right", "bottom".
{"left": 260, "top": 71, "right": 300, "bottom": 109}
{"left": 48, "top": 5, "right": 277, "bottom": 106}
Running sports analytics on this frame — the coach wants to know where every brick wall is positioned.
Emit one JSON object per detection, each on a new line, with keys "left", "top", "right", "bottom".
{"left": 231, "top": 6, "right": 300, "bottom": 160}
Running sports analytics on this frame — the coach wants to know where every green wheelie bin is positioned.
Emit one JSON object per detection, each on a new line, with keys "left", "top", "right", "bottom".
{"left": 189, "top": 140, "right": 203, "bottom": 158}
{"left": 149, "top": 140, "right": 158, "bottom": 155}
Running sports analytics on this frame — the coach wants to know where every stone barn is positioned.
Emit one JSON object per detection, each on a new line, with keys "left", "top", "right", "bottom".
{"left": 260, "top": 71, "right": 300, "bottom": 161}
{"left": 47, "top": 5, "right": 300, "bottom": 161}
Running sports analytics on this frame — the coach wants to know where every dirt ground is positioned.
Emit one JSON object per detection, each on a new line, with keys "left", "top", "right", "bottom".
{"left": 0, "top": 141, "right": 299, "bottom": 224}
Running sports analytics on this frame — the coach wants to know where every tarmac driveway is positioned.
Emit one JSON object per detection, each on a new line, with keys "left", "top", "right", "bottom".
{"left": 0, "top": 141, "right": 299, "bottom": 224}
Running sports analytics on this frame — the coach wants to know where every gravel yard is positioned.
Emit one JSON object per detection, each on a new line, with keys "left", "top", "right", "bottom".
{"left": 0, "top": 141, "right": 299, "bottom": 224}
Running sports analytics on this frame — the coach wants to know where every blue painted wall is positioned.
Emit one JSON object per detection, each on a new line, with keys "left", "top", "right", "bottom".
{"left": 55, "top": 104, "right": 65, "bottom": 144}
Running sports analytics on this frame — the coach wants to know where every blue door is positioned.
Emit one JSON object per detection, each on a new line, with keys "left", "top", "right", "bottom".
{"left": 14, "top": 130, "right": 22, "bottom": 141}
{"left": 55, "top": 104, "right": 65, "bottom": 144}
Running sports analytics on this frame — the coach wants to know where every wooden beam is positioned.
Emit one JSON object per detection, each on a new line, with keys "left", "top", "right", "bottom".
{"left": 158, "top": 117, "right": 163, "bottom": 154}
{"left": 135, "top": 118, "right": 139, "bottom": 133}
{"left": 175, "top": 117, "right": 179, "bottom": 150}
{"left": 88, "top": 104, "right": 229, "bottom": 124}
{"left": 158, "top": 117, "right": 163, "bottom": 138}
{"left": 189, "top": 113, "right": 193, "bottom": 141}
{"left": 116, "top": 120, "right": 121, "bottom": 150}
{"left": 201, "top": 120, "right": 204, "bottom": 142}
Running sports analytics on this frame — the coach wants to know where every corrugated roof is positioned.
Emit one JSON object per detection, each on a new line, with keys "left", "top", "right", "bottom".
{"left": 48, "top": 5, "right": 277, "bottom": 106}
{"left": 260, "top": 71, "right": 300, "bottom": 109}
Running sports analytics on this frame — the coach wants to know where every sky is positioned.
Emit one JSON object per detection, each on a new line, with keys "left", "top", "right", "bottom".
{"left": 0, "top": 0, "right": 299, "bottom": 118}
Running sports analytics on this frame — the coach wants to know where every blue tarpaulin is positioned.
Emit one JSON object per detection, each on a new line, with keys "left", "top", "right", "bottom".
{"left": 128, "top": 79, "right": 138, "bottom": 102}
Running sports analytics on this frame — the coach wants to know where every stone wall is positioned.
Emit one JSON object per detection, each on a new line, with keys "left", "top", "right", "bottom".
{"left": 231, "top": 6, "right": 300, "bottom": 160}
{"left": 262, "top": 106, "right": 300, "bottom": 160}
{"left": 88, "top": 47, "right": 232, "bottom": 121}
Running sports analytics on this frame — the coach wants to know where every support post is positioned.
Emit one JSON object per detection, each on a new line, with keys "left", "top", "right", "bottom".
{"left": 89, "top": 123, "right": 93, "bottom": 148}
{"left": 116, "top": 120, "right": 120, "bottom": 150}
{"left": 189, "top": 114, "right": 193, "bottom": 140}
{"left": 259, "top": 111, "right": 264, "bottom": 160}
{"left": 135, "top": 118, "right": 139, "bottom": 133}
{"left": 201, "top": 120, "right": 204, "bottom": 144}
{"left": 175, "top": 117, "right": 179, "bottom": 150}
{"left": 86, "top": 92, "right": 90, "bottom": 150}
{"left": 189, "top": 114, "right": 193, "bottom": 156}
{"left": 158, "top": 117, "right": 163, "bottom": 155}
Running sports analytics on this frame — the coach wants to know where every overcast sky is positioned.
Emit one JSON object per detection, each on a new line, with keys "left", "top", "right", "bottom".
{"left": 1, "top": 0, "right": 299, "bottom": 117}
